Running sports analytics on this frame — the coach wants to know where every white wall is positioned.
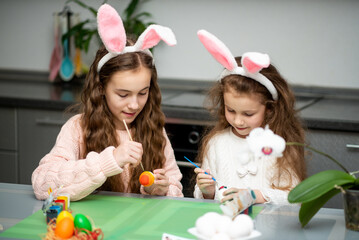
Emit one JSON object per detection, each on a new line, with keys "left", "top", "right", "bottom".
{"left": 1, "top": 0, "right": 358, "bottom": 89}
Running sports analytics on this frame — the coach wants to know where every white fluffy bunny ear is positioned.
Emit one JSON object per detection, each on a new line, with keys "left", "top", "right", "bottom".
{"left": 134, "top": 25, "right": 177, "bottom": 50}
{"left": 197, "top": 29, "right": 278, "bottom": 100}
{"left": 97, "top": 4, "right": 126, "bottom": 53}
{"left": 242, "top": 52, "right": 270, "bottom": 74}
{"left": 96, "top": 4, "right": 177, "bottom": 73}
{"left": 197, "top": 30, "right": 237, "bottom": 71}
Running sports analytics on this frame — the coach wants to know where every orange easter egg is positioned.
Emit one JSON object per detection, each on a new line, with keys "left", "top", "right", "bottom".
{"left": 55, "top": 217, "right": 74, "bottom": 239}
{"left": 139, "top": 171, "right": 155, "bottom": 187}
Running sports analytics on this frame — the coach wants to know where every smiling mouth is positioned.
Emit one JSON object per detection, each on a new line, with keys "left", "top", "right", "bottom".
{"left": 123, "top": 111, "right": 136, "bottom": 117}
{"left": 236, "top": 127, "right": 247, "bottom": 130}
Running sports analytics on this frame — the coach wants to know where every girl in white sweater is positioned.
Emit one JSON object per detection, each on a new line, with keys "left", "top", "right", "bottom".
{"left": 193, "top": 30, "right": 306, "bottom": 205}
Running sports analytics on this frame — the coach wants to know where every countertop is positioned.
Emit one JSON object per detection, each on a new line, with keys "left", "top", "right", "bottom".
{"left": 0, "top": 71, "right": 359, "bottom": 132}
{"left": 1, "top": 183, "right": 358, "bottom": 239}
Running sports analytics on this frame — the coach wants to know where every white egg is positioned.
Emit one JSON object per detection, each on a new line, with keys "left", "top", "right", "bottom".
{"left": 227, "top": 214, "right": 254, "bottom": 238}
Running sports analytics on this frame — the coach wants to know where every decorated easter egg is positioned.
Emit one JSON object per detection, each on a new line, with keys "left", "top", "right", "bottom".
{"left": 56, "top": 210, "right": 74, "bottom": 224}
{"left": 139, "top": 171, "right": 155, "bottom": 187}
{"left": 74, "top": 214, "right": 92, "bottom": 233}
{"left": 55, "top": 217, "right": 74, "bottom": 238}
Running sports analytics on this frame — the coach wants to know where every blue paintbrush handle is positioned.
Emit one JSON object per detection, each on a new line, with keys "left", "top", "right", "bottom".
{"left": 184, "top": 156, "right": 217, "bottom": 182}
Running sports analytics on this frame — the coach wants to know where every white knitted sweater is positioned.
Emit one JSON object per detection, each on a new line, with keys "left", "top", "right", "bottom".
{"left": 193, "top": 127, "right": 299, "bottom": 204}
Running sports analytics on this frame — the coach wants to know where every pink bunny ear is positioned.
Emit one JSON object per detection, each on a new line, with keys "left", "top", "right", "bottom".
{"left": 197, "top": 30, "right": 237, "bottom": 71}
{"left": 242, "top": 52, "right": 270, "bottom": 74}
{"left": 135, "top": 25, "right": 177, "bottom": 50}
{"left": 97, "top": 4, "right": 126, "bottom": 53}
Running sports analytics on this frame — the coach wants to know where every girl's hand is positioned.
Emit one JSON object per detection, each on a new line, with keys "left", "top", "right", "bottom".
{"left": 194, "top": 168, "right": 215, "bottom": 199}
{"left": 113, "top": 140, "right": 143, "bottom": 168}
{"left": 220, "top": 187, "right": 244, "bottom": 203}
{"left": 220, "top": 188, "right": 265, "bottom": 204}
{"left": 144, "top": 169, "right": 169, "bottom": 196}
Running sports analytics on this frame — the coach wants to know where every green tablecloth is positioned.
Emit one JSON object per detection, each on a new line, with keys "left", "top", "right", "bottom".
{"left": 0, "top": 194, "right": 262, "bottom": 239}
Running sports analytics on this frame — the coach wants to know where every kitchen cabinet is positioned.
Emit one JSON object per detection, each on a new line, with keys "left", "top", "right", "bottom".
{"left": 305, "top": 129, "right": 359, "bottom": 208}
{"left": 0, "top": 107, "right": 16, "bottom": 151}
{"left": 0, "top": 152, "right": 17, "bottom": 183}
{"left": 18, "top": 108, "right": 73, "bottom": 184}
{"left": 0, "top": 107, "right": 17, "bottom": 183}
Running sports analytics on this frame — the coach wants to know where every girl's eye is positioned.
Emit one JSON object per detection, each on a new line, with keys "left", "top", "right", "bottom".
{"left": 139, "top": 91, "right": 148, "bottom": 96}
{"left": 118, "top": 94, "right": 128, "bottom": 98}
{"left": 226, "top": 108, "right": 235, "bottom": 113}
{"left": 245, "top": 113, "right": 254, "bottom": 117}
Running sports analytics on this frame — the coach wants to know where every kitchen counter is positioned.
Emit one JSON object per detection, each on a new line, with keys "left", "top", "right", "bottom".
{"left": 0, "top": 73, "right": 359, "bottom": 132}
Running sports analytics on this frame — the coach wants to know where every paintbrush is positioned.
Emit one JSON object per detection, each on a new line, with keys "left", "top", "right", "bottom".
{"left": 123, "top": 119, "right": 145, "bottom": 171}
{"left": 184, "top": 156, "right": 219, "bottom": 184}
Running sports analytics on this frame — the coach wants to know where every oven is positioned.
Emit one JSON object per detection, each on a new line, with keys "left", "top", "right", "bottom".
{"left": 161, "top": 88, "right": 214, "bottom": 197}
{"left": 165, "top": 121, "right": 211, "bottom": 197}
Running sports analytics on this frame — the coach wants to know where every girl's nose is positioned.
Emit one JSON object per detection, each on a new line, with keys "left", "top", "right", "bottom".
{"left": 234, "top": 115, "right": 244, "bottom": 125}
{"left": 128, "top": 96, "right": 139, "bottom": 110}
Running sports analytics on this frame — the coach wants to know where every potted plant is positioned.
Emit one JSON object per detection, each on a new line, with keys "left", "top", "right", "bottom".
{"left": 61, "top": 0, "right": 155, "bottom": 78}
{"left": 287, "top": 142, "right": 359, "bottom": 231}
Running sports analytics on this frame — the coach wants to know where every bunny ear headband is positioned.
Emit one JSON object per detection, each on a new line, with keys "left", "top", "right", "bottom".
{"left": 197, "top": 30, "right": 278, "bottom": 100}
{"left": 97, "top": 4, "right": 177, "bottom": 73}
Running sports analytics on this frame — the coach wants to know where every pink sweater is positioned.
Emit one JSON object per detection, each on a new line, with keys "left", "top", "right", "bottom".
{"left": 32, "top": 114, "right": 183, "bottom": 201}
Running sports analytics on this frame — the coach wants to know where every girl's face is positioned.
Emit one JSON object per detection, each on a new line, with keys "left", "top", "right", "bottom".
{"left": 224, "top": 88, "right": 266, "bottom": 138}
{"left": 104, "top": 66, "right": 151, "bottom": 130}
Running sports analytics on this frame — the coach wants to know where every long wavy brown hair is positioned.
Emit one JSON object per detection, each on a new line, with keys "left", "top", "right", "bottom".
{"left": 79, "top": 44, "right": 166, "bottom": 193}
{"left": 197, "top": 57, "right": 306, "bottom": 190}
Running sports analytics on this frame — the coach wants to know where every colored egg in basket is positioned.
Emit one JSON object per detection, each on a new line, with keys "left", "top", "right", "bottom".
{"left": 74, "top": 213, "right": 92, "bottom": 233}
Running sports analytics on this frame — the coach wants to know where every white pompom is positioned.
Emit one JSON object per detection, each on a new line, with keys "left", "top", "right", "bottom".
{"left": 216, "top": 215, "right": 232, "bottom": 233}
{"left": 234, "top": 214, "right": 254, "bottom": 230}
{"left": 195, "top": 212, "right": 221, "bottom": 238}
{"left": 211, "top": 232, "right": 231, "bottom": 240}
{"left": 227, "top": 214, "right": 254, "bottom": 238}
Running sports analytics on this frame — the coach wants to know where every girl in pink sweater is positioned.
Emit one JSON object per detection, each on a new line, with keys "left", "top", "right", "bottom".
{"left": 32, "top": 4, "right": 183, "bottom": 201}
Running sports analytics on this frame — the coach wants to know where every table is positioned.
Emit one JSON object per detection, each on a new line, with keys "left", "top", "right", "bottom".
{"left": 0, "top": 183, "right": 358, "bottom": 239}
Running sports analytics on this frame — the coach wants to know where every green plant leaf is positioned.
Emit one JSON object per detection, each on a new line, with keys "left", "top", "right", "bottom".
{"left": 298, "top": 188, "right": 340, "bottom": 227}
{"left": 62, "top": 0, "right": 155, "bottom": 54}
{"left": 83, "top": 30, "right": 97, "bottom": 52}
{"left": 133, "top": 20, "right": 146, "bottom": 35}
{"left": 125, "top": 0, "right": 140, "bottom": 20}
{"left": 133, "top": 12, "right": 152, "bottom": 20}
{"left": 66, "top": 0, "right": 102, "bottom": 17}
{"left": 288, "top": 170, "right": 355, "bottom": 203}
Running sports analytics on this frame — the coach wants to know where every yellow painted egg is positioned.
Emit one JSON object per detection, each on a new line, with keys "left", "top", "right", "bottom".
{"left": 56, "top": 210, "right": 74, "bottom": 224}
{"left": 55, "top": 217, "right": 74, "bottom": 239}
{"left": 74, "top": 214, "right": 92, "bottom": 233}
{"left": 139, "top": 171, "right": 155, "bottom": 187}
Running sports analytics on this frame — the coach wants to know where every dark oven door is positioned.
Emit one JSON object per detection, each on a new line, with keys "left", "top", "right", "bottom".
{"left": 165, "top": 122, "right": 209, "bottom": 197}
